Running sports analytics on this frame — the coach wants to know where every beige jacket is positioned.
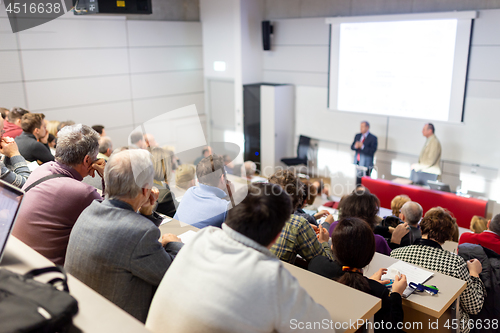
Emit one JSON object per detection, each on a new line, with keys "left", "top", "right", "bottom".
{"left": 416, "top": 134, "right": 442, "bottom": 175}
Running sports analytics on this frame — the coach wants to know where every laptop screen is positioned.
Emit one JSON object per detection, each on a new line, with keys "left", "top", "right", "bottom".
{"left": 0, "top": 180, "right": 24, "bottom": 262}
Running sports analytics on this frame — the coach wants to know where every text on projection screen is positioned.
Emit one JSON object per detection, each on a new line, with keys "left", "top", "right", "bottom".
{"left": 336, "top": 19, "right": 458, "bottom": 121}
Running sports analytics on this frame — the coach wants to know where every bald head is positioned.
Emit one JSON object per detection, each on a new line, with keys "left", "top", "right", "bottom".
{"left": 400, "top": 201, "right": 423, "bottom": 226}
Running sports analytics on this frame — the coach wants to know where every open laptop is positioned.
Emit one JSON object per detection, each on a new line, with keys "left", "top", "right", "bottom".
{"left": 0, "top": 179, "right": 24, "bottom": 263}
{"left": 427, "top": 180, "right": 451, "bottom": 193}
{"left": 410, "top": 170, "right": 438, "bottom": 185}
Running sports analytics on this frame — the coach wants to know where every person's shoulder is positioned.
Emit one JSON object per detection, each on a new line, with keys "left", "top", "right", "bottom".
{"left": 308, "top": 256, "right": 341, "bottom": 280}
{"left": 290, "top": 214, "right": 309, "bottom": 227}
{"left": 390, "top": 244, "right": 417, "bottom": 258}
{"left": 459, "top": 231, "right": 477, "bottom": 243}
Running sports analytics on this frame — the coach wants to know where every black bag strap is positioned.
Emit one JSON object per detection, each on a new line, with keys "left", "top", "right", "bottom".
{"left": 23, "top": 265, "right": 70, "bottom": 292}
{"left": 24, "top": 174, "right": 70, "bottom": 192}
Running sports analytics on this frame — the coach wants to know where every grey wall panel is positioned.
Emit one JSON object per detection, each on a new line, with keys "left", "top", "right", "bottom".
{"left": 0, "top": 83, "right": 26, "bottom": 109}
{"left": 41, "top": 101, "right": 134, "bottom": 129}
{"left": 468, "top": 46, "right": 500, "bottom": 81}
{"left": 129, "top": 47, "right": 203, "bottom": 74}
{"left": 132, "top": 93, "right": 205, "bottom": 124}
{"left": 271, "top": 18, "right": 329, "bottom": 45}
{"left": 21, "top": 49, "right": 129, "bottom": 81}
{"left": 17, "top": 18, "right": 128, "bottom": 50}
{"left": 0, "top": 51, "right": 23, "bottom": 83}
{"left": 262, "top": 70, "right": 327, "bottom": 87}
{"left": 263, "top": 45, "right": 329, "bottom": 73}
{"left": 130, "top": 70, "right": 203, "bottom": 99}
{"left": 25, "top": 75, "right": 131, "bottom": 110}
{"left": 351, "top": 0, "right": 413, "bottom": 16}
{"left": 472, "top": 9, "right": 500, "bottom": 45}
{"left": 0, "top": 19, "right": 18, "bottom": 50}
{"left": 127, "top": 21, "right": 202, "bottom": 47}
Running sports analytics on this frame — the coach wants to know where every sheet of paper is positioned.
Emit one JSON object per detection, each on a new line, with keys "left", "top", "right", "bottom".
{"left": 317, "top": 206, "right": 339, "bottom": 221}
{"left": 27, "top": 161, "right": 39, "bottom": 172}
{"left": 178, "top": 230, "right": 198, "bottom": 244}
{"left": 158, "top": 214, "right": 173, "bottom": 225}
{"left": 381, "top": 260, "right": 434, "bottom": 298}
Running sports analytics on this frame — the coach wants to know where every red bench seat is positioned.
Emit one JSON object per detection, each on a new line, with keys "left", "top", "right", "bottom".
{"left": 361, "top": 177, "right": 487, "bottom": 229}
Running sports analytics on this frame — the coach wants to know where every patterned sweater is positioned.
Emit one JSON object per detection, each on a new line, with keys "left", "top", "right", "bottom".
{"left": 391, "top": 239, "right": 485, "bottom": 333}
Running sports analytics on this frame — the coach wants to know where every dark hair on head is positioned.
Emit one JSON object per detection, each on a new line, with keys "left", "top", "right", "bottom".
{"left": 420, "top": 207, "right": 455, "bottom": 244}
{"left": 92, "top": 125, "right": 105, "bottom": 135}
{"left": 268, "top": 169, "right": 304, "bottom": 211}
{"left": 332, "top": 217, "right": 375, "bottom": 293}
{"left": 490, "top": 214, "right": 500, "bottom": 235}
{"left": 196, "top": 154, "right": 225, "bottom": 187}
{"left": 21, "top": 113, "right": 45, "bottom": 133}
{"left": 47, "top": 133, "right": 56, "bottom": 144}
{"left": 8, "top": 107, "right": 29, "bottom": 122}
{"left": 226, "top": 183, "right": 292, "bottom": 246}
{"left": 362, "top": 121, "right": 370, "bottom": 128}
{"left": 339, "top": 191, "right": 380, "bottom": 229}
{"left": 202, "top": 148, "right": 209, "bottom": 155}
{"left": 354, "top": 185, "right": 370, "bottom": 195}
{"left": 427, "top": 123, "right": 435, "bottom": 133}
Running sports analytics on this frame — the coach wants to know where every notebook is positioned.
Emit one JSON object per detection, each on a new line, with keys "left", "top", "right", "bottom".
{"left": 0, "top": 179, "right": 24, "bottom": 263}
{"left": 381, "top": 260, "right": 434, "bottom": 298}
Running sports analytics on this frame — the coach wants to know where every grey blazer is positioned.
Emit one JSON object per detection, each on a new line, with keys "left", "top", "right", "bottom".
{"left": 65, "top": 199, "right": 183, "bottom": 322}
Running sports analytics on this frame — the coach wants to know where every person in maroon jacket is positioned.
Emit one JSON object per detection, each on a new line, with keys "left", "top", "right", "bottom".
{"left": 12, "top": 124, "right": 105, "bottom": 265}
{"left": 459, "top": 214, "right": 500, "bottom": 254}
{"left": 1, "top": 107, "right": 29, "bottom": 139}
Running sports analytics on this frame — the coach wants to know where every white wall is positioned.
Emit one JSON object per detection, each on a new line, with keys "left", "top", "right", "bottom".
{"left": 0, "top": 8, "right": 204, "bottom": 149}
{"left": 200, "top": 0, "right": 264, "bottom": 164}
{"left": 262, "top": 10, "right": 500, "bottom": 203}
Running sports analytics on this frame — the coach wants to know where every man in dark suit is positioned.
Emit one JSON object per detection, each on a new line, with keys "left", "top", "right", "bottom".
{"left": 351, "top": 121, "right": 377, "bottom": 184}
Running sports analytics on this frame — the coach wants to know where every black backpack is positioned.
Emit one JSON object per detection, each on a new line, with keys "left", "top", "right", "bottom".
{"left": 0, "top": 266, "right": 78, "bottom": 333}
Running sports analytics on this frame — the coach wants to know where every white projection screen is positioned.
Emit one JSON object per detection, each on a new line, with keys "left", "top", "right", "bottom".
{"left": 326, "top": 11, "right": 476, "bottom": 123}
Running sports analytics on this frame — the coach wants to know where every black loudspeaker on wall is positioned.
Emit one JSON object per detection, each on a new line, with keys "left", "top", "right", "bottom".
{"left": 262, "top": 21, "right": 273, "bottom": 51}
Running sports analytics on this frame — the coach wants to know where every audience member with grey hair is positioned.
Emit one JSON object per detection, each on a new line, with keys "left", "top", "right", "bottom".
{"left": 97, "top": 136, "right": 113, "bottom": 161}
{"left": 12, "top": 124, "right": 105, "bottom": 265}
{"left": 65, "top": 150, "right": 183, "bottom": 322}
{"left": 398, "top": 201, "right": 423, "bottom": 246}
{"left": 400, "top": 201, "right": 423, "bottom": 226}
{"left": 105, "top": 149, "right": 154, "bottom": 199}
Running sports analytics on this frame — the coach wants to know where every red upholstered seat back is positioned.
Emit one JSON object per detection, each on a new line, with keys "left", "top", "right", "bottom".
{"left": 361, "top": 177, "right": 487, "bottom": 229}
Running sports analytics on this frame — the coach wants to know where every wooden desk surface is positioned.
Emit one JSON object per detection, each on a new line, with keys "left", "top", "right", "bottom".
{"left": 284, "top": 262, "right": 381, "bottom": 333}
{"left": 160, "top": 219, "right": 381, "bottom": 333}
{"left": 1, "top": 236, "right": 150, "bottom": 333}
{"left": 365, "top": 252, "right": 466, "bottom": 318}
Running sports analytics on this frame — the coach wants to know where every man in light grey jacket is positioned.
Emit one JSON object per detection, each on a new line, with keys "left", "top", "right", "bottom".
{"left": 65, "top": 149, "right": 183, "bottom": 322}
{"left": 146, "top": 183, "right": 332, "bottom": 333}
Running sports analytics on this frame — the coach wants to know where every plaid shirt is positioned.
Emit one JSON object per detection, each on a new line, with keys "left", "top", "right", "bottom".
{"left": 391, "top": 239, "right": 485, "bottom": 333}
{"left": 270, "top": 214, "right": 334, "bottom": 263}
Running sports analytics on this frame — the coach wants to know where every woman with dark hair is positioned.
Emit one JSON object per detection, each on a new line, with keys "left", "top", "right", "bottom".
{"left": 328, "top": 191, "right": 396, "bottom": 255}
{"left": 391, "top": 207, "right": 485, "bottom": 333}
{"left": 309, "top": 217, "right": 407, "bottom": 332}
